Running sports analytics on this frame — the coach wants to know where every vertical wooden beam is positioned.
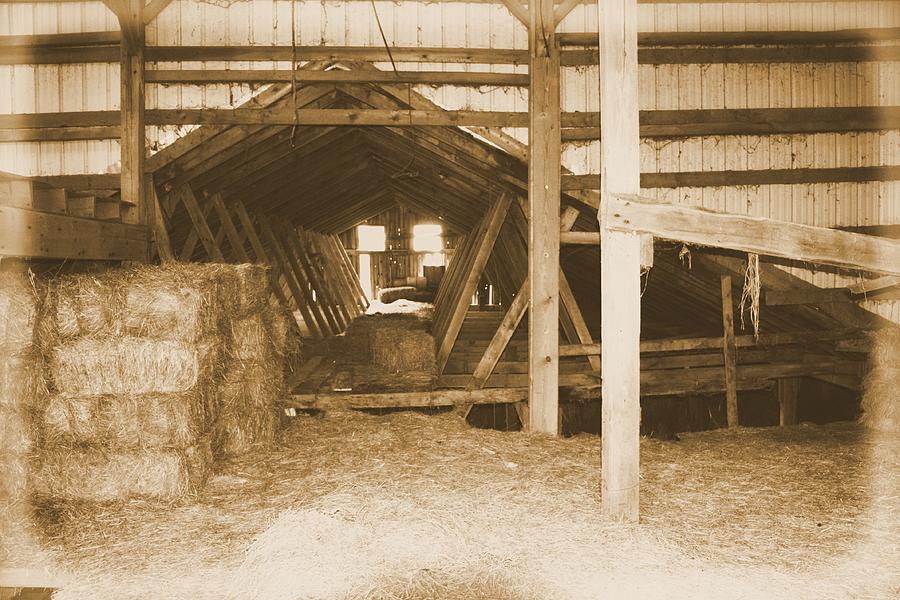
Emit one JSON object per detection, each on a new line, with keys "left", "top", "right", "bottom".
{"left": 777, "top": 378, "right": 800, "bottom": 426}
{"left": 720, "top": 275, "right": 739, "bottom": 428}
{"left": 529, "top": 0, "right": 561, "bottom": 435}
{"left": 599, "top": 0, "right": 641, "bottom": 522}
{"left": 119, "top": 0, "right": 145, "bottom": 233}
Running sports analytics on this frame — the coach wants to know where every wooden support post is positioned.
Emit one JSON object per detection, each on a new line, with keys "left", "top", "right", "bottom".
{"left": 720, "top": 275, "right": 739, "bottom": 428}
{"left": 599, "top": 0, "right": 641, "bottom": 522}
{"left": 529, "top": 0, "right": 561, "bottom": 435}
{"left": 777, "top": 378, "right": 800, "bottom": 426}
{"left": 118, "top": 0, "right": 145, "bottom": 232}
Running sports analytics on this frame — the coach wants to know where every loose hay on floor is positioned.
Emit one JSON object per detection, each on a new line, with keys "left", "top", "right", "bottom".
{"left": 9, "top": 412, "right": 897, "bottom": 600}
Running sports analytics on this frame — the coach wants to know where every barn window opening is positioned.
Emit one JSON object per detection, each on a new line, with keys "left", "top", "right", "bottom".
{"left": 412, "top": 224, "right": 442, "bottom": 252}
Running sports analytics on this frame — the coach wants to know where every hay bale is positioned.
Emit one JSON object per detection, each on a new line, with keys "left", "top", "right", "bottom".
{"left": 51, "top": 337, "right": 220, "bottom": 396}
{"left": 860, "top": 327, "right": 900, "bottom": 433}
{"left": 228, "top": 313, "right": 273, "bottom": 364}
{"left": 43, "top": 392, "right": 209, "bottom": 450}
{"left": 371, "top": 322, "right": 436, "bottom": 374}
{"left": 0, "top": 451, "right": 30, "bottom": 503}
{"left": 216, "top": 364, "right": 282, "bottom": 457}
{"left": 44, "top": 263, "right": 238, "bottom": 344}
{"left": 35, "top": 440, "right": 213, "bottom": 501}
{"left": 213, "top": 263, "right": 269, "bottom": 316}
{"left": 0, "top": 270, "right": 40, "bottom": 354}
{"left": 0, "top": 405, "right": 37, "bottom": 454}
{"left": 378, "top": 286, "right": 417, "bottom": 304}
{"left": 0, "top": 353, "right": 48, "bottom": 410}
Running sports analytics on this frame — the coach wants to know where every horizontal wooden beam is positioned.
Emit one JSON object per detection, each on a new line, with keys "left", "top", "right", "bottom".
{"left": 563, "top": 166, "right": 900, "bottom": 191}
{"left": 287, "top": 387, "right": 528, "bottom": 410}
{"left": 0, "top": 126, "right": 120, "bottom": 142}
{"left": 7, "top": 106, "right": 897, "bottom": 136}
{"left": 145, "top": 69, "right": 530, "bottom": 86}
{"left": 560, "top": 328, "right": 864, "bottom": 356}
{"left": 604, "top": 194, "right": 900, "bottom": 277}
{"left": 0, "top": 205, "right": 148, "bottom": 260}
{"left": 559, "top": 27, "right": 900, "bottom": 47}
{"left": 4, "top": 42, "right": 899, "bottom": 66}
{"left": 31, "top": 174, "right": 121, "bottom": 191}
{"left": 0, "top": 31, "right": 119, "bottom": 47}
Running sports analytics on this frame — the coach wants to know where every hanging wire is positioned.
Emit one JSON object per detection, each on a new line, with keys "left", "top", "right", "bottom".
{"left": 369, "top": 0, "right": 414, "bottom": 124}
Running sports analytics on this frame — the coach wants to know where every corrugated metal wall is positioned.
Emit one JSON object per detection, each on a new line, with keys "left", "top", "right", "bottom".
{"left": 1, "top": 0, "right": 898, "bottom": 318}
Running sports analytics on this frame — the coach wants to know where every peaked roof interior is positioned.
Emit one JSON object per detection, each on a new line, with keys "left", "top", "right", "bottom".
{"left": 151, "top": 63, "right": 880, "bottom": 342}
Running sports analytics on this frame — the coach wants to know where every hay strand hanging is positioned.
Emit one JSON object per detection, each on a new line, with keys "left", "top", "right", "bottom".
{"left": 739, "top": 253, "right": 761, "bottom": 340}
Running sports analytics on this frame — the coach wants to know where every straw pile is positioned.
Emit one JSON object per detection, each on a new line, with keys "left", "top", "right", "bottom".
{"left": 371, "top": 316, "right": 435, "bottom": 374}
{"left": 860, "top": 326, "right": 900, "bottom": 433}
{"left": 216, "top": 265, "right": 285, "bottom": 457}
{"left": 28, "top": 413, "right": 899, "bottom": 600}
{"left": 36, "top": 264, "right": 231, "bottom": 501}
{"left": 0, "top": 269, "right": 48, "bottom": 565}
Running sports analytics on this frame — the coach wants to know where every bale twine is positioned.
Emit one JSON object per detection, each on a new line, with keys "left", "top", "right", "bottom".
{"left": 860, "top": 327, "right": 900, "bottom": 433}
{"left": 371, "top": 320, "right": 436, "bottom": 374}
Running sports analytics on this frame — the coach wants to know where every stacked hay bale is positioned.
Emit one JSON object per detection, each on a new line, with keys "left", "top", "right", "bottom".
{"left": 37, "top": 264, "right": 228, "bottom": 501}
{"left": 860, "top": 327, "right": 900, "bottom": 433}
{"left": 0, "top": 270, "right": 48, "bottom": 531}
{"left": 216, "top": 265, "right": 287, "bottom": 457}
{"left": 371, "top": 316, "right": 435, "bottom": 375}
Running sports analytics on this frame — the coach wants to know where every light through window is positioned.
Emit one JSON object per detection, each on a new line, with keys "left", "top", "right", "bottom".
{"left": 357, "top": 225, "right": 386, "bottom": 252}
{"left": 412, "top": 224, "right": 443, "bottom": 252}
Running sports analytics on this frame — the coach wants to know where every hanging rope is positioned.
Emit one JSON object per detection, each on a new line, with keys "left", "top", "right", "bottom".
{"left": 369, "top": 0, "right": 414, "bottom": 124}
{"left": 290, "top": 0, "right": 299, "bottom": 148}
{"left": 739, "top": 252, "right": 761, "bottom": 340}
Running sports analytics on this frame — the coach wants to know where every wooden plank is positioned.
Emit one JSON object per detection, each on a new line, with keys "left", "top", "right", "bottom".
{"left": 210, "top": 193, "right": 249, "bottom": 262}
{"left": 720, "top": 276, "right": 739, "bottom": 428}
{"left": 606, "top": 194, "right": 900, "bottom": 277}
{"left": 148, "top": 177, "right": 174, "bottom": 262}
{"left": 144, "top": 45, "right": 529, "bottom": 64}
{"left": 288, "top": 387, "right": 530, "bottom": 411}
{"left": 8, "top": 107, "right": 899, "bottom": 137}
{"left": 529, "top": 0, "right": 561, "bottom": 436}
{"left": 143, "top": 0, "right": 174, "bottom": 23}
{"left": 467, "top": 278, "right": 529, "bottom": 392}
{"left": 849, "top": 276, "right": 900, "bottom": 295}
{"left": 280, "top": 223, "right": 344, "bottom": 333}
{"left": 560, "top": 28, "right": 900, "bottom": 47}
{"left": 436, "top": 195, "right": 512, "bottom": 373}
{"left": 145, "top": 69, "right": 530, "bottom": 86}
{"left": 119, "top": 0, "right": 144, "bottom": 229}
{"left": 559, "top": 271, "right": 601, "bottom": 372}
{"left": 0, "top": 205, "right": 148, "bottom": 260}
{"left": 66, "top": 195, "right": 95, "bottom": 218}
{"left": 178, "top": 187, "right": 225, "bottom": 262}
{"left": 329, "top": 234, "right": 370, "bottom": 311}
{"left": 0, "top": 126, "right": 120, "bottom": 142}
{"left": 599, "top": 0, "right": 641, "bottom": 523}
{"left": 553, "top": 0, "right": 583, "bottom": 25}
{"left": 777, "top": 378, "right": 800, "bottom": 426}
{"left": 499, "top": 0, "right": 529, "bottom": 26}
{"left": 255, "top": 213, "right": 325, "bottom": 339}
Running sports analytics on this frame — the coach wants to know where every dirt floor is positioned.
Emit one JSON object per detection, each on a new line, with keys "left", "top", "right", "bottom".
{"left": 4, "top": 412, "right": 899, "bottom": 600}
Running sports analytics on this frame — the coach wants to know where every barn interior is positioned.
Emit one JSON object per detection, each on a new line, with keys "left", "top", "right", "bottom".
{"left": 1, "top": 0, "right": 899, "bottom": 598}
